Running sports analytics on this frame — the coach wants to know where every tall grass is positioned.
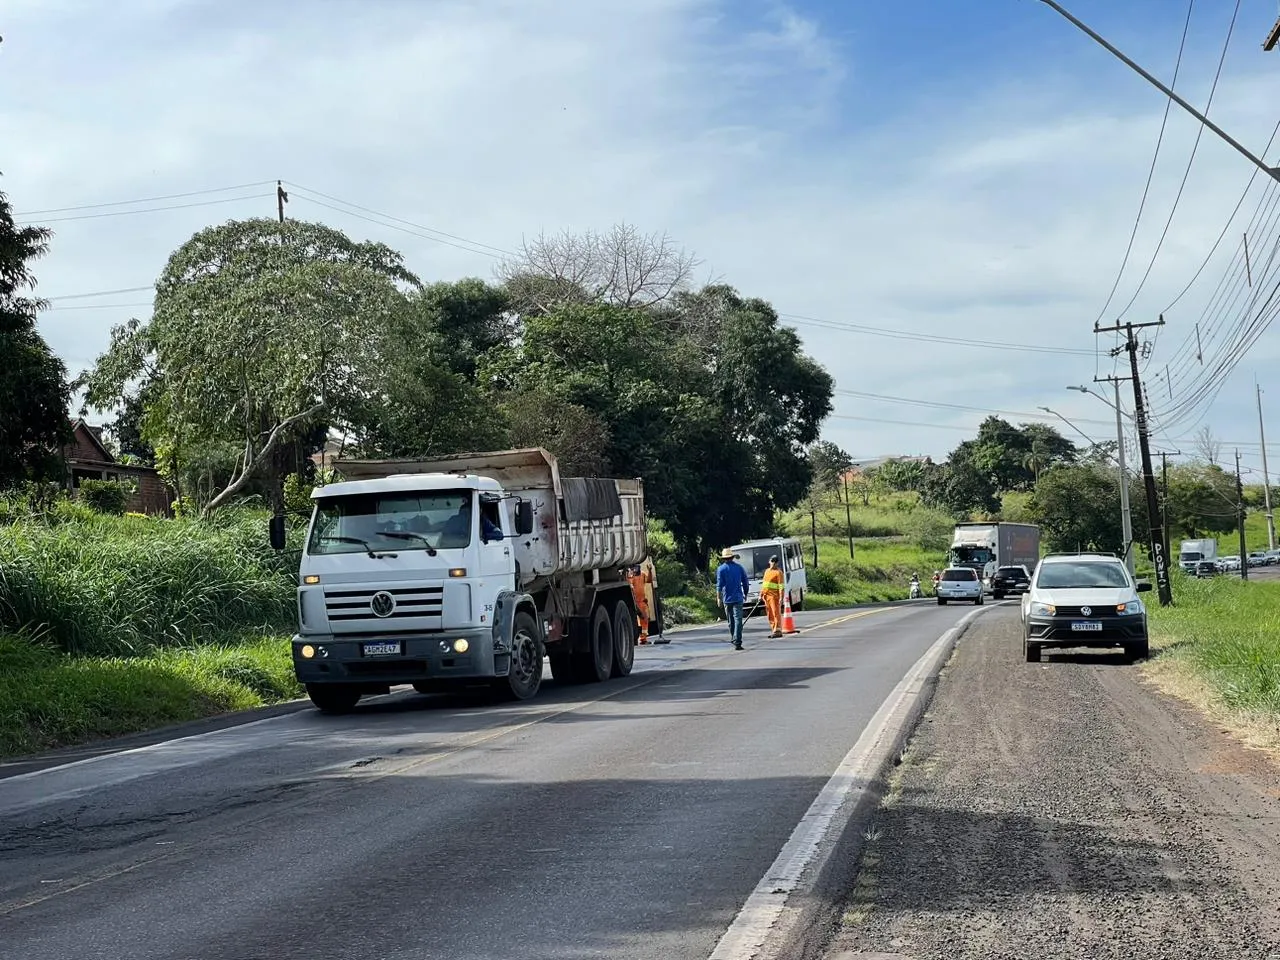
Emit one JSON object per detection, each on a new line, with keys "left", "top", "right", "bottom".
{"left": 1149, "top": 576, "right": 1280, "bottom": 714}
{"left": 0, "top": 511, "right": 295, "bottom": 656}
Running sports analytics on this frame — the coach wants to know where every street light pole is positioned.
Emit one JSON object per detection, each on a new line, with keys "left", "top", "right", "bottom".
{"left": 1067, "top": 385, "right": 1134, "bottom": 573}
{"left": 1035, "top": 0, "right": 1280, "bottom": 185}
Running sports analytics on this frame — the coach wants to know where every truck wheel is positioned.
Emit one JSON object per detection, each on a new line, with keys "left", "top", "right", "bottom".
{"left": 611, "top": 601, "right": 635, "bottom": 677}
{"left": 1024, "top": 640, "right": 1041, "bottom": 663}
{"left": 1125, "top": 637, "right": 1150, "bottom": 662}
{"left": 306, "top": 683, "right": 361, "bottom": 714}
{"left": 494, "top": 611, "right": 543, "bottom": 701}
{"left": 581, "top": 605, "right": 615, "bottom": 682}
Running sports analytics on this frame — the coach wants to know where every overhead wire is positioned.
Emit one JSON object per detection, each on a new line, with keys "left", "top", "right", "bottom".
{"left": 13, "top": 181, "right": 278, "bottom": 217}
{"left": 14, "top": 192, "right": 275, "bottom": 225}
{"left": 1119, "top": 0, "right": 1242, "bottom": 335}
{"left": 1092, "top": 0, "right": 1196, "bottom": 329}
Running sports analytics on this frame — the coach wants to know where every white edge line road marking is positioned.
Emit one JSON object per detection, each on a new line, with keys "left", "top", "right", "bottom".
{"left": 707, "top": 604, "right": 991, "bottom": 960}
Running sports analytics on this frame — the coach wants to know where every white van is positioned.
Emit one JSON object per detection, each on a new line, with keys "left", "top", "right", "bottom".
{"left": 729, "top": 537, "right": 808, "bottom": 612}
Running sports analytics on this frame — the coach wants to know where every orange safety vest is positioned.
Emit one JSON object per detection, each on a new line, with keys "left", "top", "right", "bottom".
{"left": 762, "top": 567, "right": 785, "bottom": 592}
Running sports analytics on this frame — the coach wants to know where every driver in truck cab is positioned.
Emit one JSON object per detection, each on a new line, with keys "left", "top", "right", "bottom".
{"left": 441, "top": 500, "right": 503, "bottom": 545}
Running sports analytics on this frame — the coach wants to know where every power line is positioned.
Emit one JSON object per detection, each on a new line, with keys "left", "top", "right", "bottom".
{"left": 1092, "top": 0, "right": 1196, "bottom": 328}
{"left": 1119, "top": 0, "right": 1242, "bottom": 326}
{"left": 45, "top": 286, "right": 153, "bottom": 302}
{"left": 13, "top": 181, "right": 278, "bottom": 217}
{"left": 781, "top": 312, "right": 1094, "bottom": 357}
{"left": 283, "top": 182, "right": 515, "bottom": 257}
{"left": 834, "top": 388, "right": 1115, "bottom": 427}
{"left": 14, "top": 192, "right": 274, "bottom": 225}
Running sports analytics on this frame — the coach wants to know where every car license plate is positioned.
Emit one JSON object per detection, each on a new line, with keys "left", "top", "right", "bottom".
{"left": 1071, "top": 622, "right": 1103, "bottom": 632}
{"left": 362, "top": 641, "right": 402, "bottom": 656}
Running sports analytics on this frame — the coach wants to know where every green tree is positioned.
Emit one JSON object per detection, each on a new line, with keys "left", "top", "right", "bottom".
{"left": 1164, "top": 463, "right": 1240, "bottom": 539}
{"left": 0, "top": 183, "right": 70, "bottom": 484}
{"left": 82, "top": 218, "right": 418, "bottom": 514}
{"left": 1030, "top": 464, "right": 1125, "bottom": 554}
{"left": 876, "top": 457, "right": 928, "bottom": 493}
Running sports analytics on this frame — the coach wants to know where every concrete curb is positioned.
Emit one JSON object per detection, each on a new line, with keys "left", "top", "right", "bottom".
{"left": 708, "top": 603, "right": 994, "bottom": 960}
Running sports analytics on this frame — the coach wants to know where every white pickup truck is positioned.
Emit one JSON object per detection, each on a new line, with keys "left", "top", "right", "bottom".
{"left": 274, "top": 448, "right": 655, "bottom": 713}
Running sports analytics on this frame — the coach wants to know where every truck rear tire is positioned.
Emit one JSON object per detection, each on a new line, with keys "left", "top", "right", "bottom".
{"left": 306, "top": 683, "right": 361, "bottom": 714}
{"left": 581, "top": 605, "right": 615, "bottom": 682}
{"left": 493, "top": 610, "right": 543, "bottom": 701}
{"left": 611, "top": 600, "right": 635, "bottom": 678}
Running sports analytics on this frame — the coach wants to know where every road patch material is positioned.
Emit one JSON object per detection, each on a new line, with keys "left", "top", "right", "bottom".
{"left": 708, "top": 604, "right": 990, "bottom": 960}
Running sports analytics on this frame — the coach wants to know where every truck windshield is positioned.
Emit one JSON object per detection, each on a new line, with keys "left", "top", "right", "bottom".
{"left": 1180, "top": 552, "right": 1202, "bottom": 562}
{"left": 1037, "top": 562, "right": 1130, "bottom": 590}
{"left": 735, "top": 547, "right": 779, "bottom": 579}
{"left": 951, "top": 546, "right": 992, "bottom": 565}
{"left": 309, "top": 490, "right": 474, "bottom": 555}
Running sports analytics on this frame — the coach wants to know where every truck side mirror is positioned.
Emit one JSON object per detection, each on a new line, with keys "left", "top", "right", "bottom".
{"left": 269, "top": 514, "right": 287, "bottom": 551}
{"left": 515, "top": 500, "right": 534, "bottom": 536}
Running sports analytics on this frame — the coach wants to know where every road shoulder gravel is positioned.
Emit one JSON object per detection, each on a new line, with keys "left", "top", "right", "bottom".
{"left": 825, "top": 608, "right": 1280, "bottom": 960}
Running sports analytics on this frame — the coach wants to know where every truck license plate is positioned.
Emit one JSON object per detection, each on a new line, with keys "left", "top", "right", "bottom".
{"left": 1070, "top": 622, "right": 1103, "bottom": 632}
{"left": 362, "top": 641, "right": 402, "bottom": 656}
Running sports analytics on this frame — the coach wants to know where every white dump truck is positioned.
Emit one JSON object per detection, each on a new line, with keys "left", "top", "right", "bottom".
{"left": 273, "top": 448, "right": 657, "bottom": 713}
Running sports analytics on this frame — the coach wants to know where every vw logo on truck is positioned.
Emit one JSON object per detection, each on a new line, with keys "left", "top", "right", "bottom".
{"left": 370, "top": 591, "right": 397, "bottom": 618}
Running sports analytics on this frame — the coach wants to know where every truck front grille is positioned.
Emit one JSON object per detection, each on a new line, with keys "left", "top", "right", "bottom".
{"left": 324, "top": 586, "right": 445, "bottom": 622}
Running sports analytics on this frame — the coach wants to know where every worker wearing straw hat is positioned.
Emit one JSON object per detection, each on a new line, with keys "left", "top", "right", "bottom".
{"left": 715, "top": 547, "right": 750, "bottom": 651}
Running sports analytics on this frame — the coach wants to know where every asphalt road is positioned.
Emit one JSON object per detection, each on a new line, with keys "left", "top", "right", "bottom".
{"left": 0, "top": 601, "right": 980, "bottom": 960}
{"left": 827, "top": 607, "right": 1280, "bottom": 960}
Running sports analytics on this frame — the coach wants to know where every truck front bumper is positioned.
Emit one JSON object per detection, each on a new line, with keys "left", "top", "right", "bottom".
{"left": 292, "top": 628, "right": 497, "bottom": 686}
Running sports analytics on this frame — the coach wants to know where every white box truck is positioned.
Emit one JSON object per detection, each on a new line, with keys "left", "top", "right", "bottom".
{"left": 949, "top": 522, "right": 1041, "bottom": 592}
{"left": 1178, "top": 538, "right": 1217, "bottom": 573}
{"left": 276, "top": 448, "right": 657, "bottom": 713}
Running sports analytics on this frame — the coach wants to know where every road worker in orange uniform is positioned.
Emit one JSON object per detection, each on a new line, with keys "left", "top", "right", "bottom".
{"left": 628, "top": 564, "right": 652, "bottom": 644}
{"left": 761, "top": 554, "right": 786, "bottom": 638}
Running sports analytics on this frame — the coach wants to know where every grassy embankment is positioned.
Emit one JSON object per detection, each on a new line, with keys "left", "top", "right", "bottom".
{"left": 0, "top": 501, "right": 300, "bottom": 758}
{"left": 1145, "top": 570, "right": 1280, "bottom": 754}
{"left": 655, "top": 494, "right": 951, "bottom": 624}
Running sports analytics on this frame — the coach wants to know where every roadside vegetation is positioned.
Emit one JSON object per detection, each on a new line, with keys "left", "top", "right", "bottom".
{"left": 0, "top": 494, "right": 302, "bottom": 757}
{"left": 1146, "top": 574, "right": 1280, "bottom": 754}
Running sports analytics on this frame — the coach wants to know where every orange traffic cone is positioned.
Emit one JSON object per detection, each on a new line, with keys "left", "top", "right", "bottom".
{"left": 780, "top": 592, "right": 799, "bottom": 635}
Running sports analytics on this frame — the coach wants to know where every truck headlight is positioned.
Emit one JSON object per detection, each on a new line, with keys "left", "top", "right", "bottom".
{"left": 301, "top": 644, "right": 315, "bottom": 659}
{"left": 1030, "top": 602, "right": 1056, "bottom": 617}
{"left": 453, "top": 638, "right": 470, "bottom": 653}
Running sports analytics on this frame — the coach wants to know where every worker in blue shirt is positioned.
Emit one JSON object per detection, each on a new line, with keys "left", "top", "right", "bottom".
{"left": 715, "top": 547, "right": 750, "bottom": 650}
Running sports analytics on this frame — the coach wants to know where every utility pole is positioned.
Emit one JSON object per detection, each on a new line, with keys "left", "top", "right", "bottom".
{"left": 1236, "top": 450, "right": 1249, "bottom": 581}
{"left": 842, "top": 472, "right": 855, "bottom": 560}
{"left": 1257, "top": 382, "right": 1276, "bottom": 550}
{"left": 276, "top": 180, "right": 289, "bottom": 223}
{"left": 1266, "top": 13, "right": 1280, "bottom": 52}
{"left": 1094, "top": 375, "right": 1135, "bottom": 573}
{"left": 1036, "top": 1, "right": 1280, "bottom": 184}
{"left": 1097, "top": 317, "right": 1171, "bottom": 605}
{"left": 1156, "top": 450, "right": 1182, "bottom": 569}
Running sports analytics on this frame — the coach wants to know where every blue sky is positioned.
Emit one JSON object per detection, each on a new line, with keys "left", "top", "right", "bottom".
{"left": 5, "top": 0, "right": 1280, "bottom": 477}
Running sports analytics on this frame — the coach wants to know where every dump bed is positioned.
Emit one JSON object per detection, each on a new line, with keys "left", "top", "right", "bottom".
{"left": 332, "top": 448, "right": 647, "bottom": 580}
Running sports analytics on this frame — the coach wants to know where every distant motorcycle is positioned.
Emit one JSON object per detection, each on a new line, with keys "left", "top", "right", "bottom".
{"left": 909, "top": 580, "right": 922, "bottom": 599}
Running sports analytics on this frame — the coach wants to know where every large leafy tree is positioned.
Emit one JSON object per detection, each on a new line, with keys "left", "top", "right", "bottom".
{"left": 1030, "top": 464, "right": 1126, "bottom": 554}
{"left": 483, "top": 291, "right": 833, "bottom": 569}
{"left": 82, "top": 218, "right": 418, "bottom": 514}
{"left": 0, "top": 183, "right": 71, "bottom": 484}
{"left": 1164, "top": 462, "right": 1240, "bottom": 539}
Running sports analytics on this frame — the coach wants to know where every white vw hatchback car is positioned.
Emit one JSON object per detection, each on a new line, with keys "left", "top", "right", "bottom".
{"left": 936, "top": 566, "right": 984, "bottom": 605}
{"left": 1021, "top": 553, "right": 1152, "bottom": 663}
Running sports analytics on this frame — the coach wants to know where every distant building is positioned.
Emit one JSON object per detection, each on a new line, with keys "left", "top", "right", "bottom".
{"left": 61, "top": 419, "right": 173, "bottom": 515}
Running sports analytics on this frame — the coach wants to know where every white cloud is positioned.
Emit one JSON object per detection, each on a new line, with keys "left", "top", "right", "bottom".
{"left": 5, "top": 0, "right": 1280, "bottom": 465}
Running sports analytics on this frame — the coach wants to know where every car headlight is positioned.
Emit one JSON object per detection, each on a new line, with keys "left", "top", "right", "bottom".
{"left": 1116, "top": 600, "right": 1144, "bottom": 615}
{"left": 1030, "top": 602, "right": 1056, "bottom": 616}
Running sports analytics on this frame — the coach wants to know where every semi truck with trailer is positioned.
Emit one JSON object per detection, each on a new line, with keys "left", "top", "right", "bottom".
{"left": 948, "top": 522, "right": 1041, "bottom": 593}
{"left": 274, "top": 448, "right": 658, "bottom": 713}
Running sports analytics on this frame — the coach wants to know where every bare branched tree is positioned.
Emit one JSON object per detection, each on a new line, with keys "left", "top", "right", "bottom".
{"left": 1193, "top": 425, "right": 1222, "bottom": 466}
{"left": 497, "top": 223, "right": 700, "bottom": 314}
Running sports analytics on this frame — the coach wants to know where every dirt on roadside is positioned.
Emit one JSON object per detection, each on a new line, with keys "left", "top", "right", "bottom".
{"left": 826, "top": 608, "right": 1280, "bottom": 960}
